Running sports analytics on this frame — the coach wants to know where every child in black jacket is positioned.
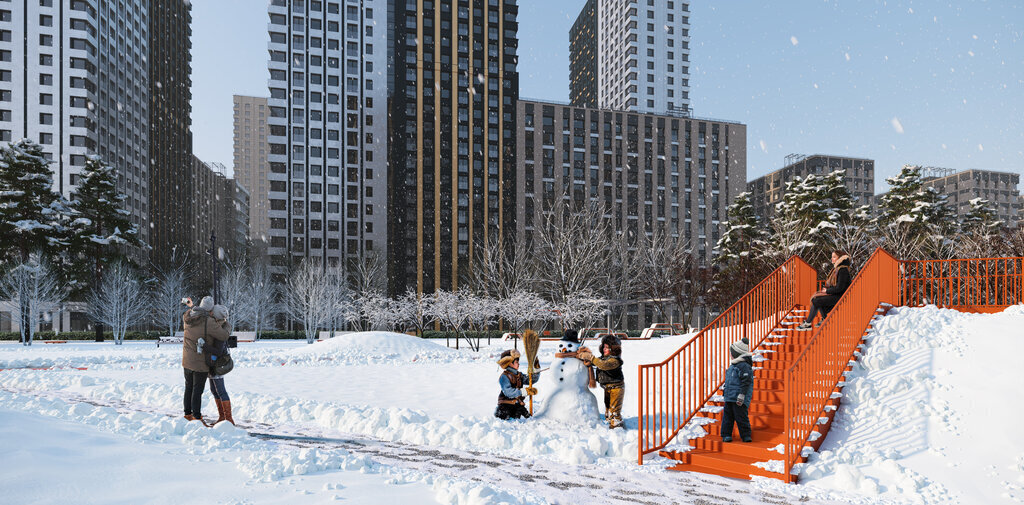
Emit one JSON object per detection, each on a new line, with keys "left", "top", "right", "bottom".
{"left": 721, "top": 338, "right": 753, "bottom": 443}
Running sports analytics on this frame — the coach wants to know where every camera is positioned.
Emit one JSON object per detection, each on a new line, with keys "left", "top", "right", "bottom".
{"left": 181, "top": 297, "right": 190, "bottom": 305}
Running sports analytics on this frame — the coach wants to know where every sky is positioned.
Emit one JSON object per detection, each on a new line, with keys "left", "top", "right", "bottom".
{"left": 191, "top": 0, "right": 1023, "bottom": 187}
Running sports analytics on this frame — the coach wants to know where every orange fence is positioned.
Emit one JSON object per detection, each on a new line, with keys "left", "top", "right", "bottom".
{"left": 781, "top": 248, "right": 900, "bottom": 477}
{"left": 636, "top": 255, "right": 816, "bottom": 462}
{"left": 900, "top": 257, "right": 1024, "bottom": 312}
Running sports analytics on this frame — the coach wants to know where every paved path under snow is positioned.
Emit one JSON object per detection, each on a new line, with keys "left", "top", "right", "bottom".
{"left": 2, "top": 383, "right": 851, "bottom": 505}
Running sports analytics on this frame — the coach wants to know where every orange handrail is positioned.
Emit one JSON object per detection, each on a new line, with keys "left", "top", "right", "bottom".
{"left": 900, "top": 257, "right": 1024, "bottom": 311}
{"left": 636, "top": 255, "right": 816, "bottom": 463}
{"left": 781, "top": 247, "right": 900, "bottom": 477}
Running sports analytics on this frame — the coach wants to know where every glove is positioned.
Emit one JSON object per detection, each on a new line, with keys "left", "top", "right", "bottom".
{"left": 736, "top": 394, "right": 745, "bottom": 405}
{"left": 196, "top": 337, "right": 205, "bottom": 354}
{"left": 524, "top": 387, "right": 538, "bottom": 396}
{"left": 577, "top": 350, "right": 594, "bottom": 363}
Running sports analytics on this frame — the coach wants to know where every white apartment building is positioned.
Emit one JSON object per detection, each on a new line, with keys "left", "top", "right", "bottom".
{"left": 0, "top": 0, "right": 150, "bottom": 243}
{"left": 572, "top": 0, "right": 691, "bottom": 115}
{"left": 265, "top": 0, "right": 388, "bottom": 276}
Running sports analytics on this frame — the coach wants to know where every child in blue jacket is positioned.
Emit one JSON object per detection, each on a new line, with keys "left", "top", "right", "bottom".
{"left": 721, "top": 338, "right": 753, "bottom": 442}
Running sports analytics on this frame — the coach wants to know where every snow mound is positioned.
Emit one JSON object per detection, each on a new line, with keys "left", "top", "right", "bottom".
{"left": 287, "top": 331, "right": 463, "bottom": 362}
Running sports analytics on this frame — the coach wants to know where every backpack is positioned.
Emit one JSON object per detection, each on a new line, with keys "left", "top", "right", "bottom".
{"left": 201, "top": 319, "right": 234, "bottom": 376}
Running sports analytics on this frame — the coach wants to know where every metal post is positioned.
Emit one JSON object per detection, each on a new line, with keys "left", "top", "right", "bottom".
{"left": 209, "top": 231, "right": 220, "bottom": 304}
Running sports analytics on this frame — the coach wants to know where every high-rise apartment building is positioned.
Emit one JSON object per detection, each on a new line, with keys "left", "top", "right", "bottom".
{"left": 919, "top": 168, "right": 1022, "bottom": 226}
{"left": 266, "top": 0, "right": 388, "bottom": 279}
{"left": 517, "top": 99, "right": 746, "bottom": 326}
{"left": 517, "top": 99, "right": 745, "bottom": 264}
{"left": 570, "top": 0, "right": 691, "bottom": 114}
{"left": 148, "top": 0, "right": 194, "bottom": 269}
{"left": 747, "top": 154, "right": 875, "bottom": 221}
{"left": 0, "top": 0, "right": 151, "bottom": 245}
{"left": 388, "top": 0, "right": 520, "bottom": 295}
{"left": 233, "top": 95, "right": 269, "bottom": 244}
{"left": 569, "top": 0, "right": 597, "bottom": 108}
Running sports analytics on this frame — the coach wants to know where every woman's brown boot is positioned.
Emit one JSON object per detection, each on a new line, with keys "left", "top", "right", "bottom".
{"left": 220, "top": 400, "right": 234, "bottom": 425}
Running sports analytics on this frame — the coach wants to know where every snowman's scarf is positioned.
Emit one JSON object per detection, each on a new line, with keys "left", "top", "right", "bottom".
{"left": 553, "top": 351, "right": 597, "bottom": 388}
{"left": 554, "top": 351, "right": 582, "bottom": 359}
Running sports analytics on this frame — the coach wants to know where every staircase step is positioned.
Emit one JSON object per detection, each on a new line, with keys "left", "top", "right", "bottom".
{"left": 708, "top": 399, "right": 784, "bottom": 416}
{"left": 685, "top": 450, "right": 789, "bottom": 480}
{"left": 689, "top": 434, "right": 785, "bottom": 458}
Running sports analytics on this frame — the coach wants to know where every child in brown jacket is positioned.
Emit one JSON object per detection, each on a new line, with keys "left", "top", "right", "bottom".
{"left": 589, "top": 335, "right": 624, "bottom": 428}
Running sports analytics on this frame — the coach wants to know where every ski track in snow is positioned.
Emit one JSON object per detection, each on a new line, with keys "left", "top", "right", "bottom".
{"left": 0, "top": 373, "right": 855, "bottom": 505}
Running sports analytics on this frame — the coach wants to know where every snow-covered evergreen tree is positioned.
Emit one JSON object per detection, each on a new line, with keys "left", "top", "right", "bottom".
{"left": 0, "top": 139, "right": 65, "bottom": 263}
{"left": 68, "top": 156, "right": 144, "bottom": 340}
{"left": 68, "top": 156, "right": 143, "bottom": 292}
{"left": 715, "top": 192, "right": 769, "bottom": 267}
{"left": 774, "top": 171, "right": 856, "bottom": 269}
{"left": 957, "top": 198, "right": 1005, "bottom": 258}
{"left": 875, "top": 165, "right": 955, "bottom": 259}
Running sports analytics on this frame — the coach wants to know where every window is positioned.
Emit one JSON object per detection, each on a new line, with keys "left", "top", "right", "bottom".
{"left": 39, "top": 93, "right": 53, "bottom": 105}
{"left": 39, "top": 132, "right": 52, "bottom": 144}
{"left": 40, "top": 73, "right": 53, "bottom": 85}
{"left": 39, "top": 34, "right": 52, "bottom": 46}
{"left": 39, "top": 54, "right": 53, "bottom": 66}
{"left": 39, "top": 14, "right": 53, "bottom": 27}
{"left": 39, "top": 113, "right": 52, "bottom": 125}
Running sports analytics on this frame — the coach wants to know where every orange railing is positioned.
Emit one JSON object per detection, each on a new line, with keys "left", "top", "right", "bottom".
{"left": 781, "top": 248, "right": 900, "bottom": 477}
{"left": 900, "top": 257, "right": 1024, "bottom": 312}
{"left": 637, "top": 255, "right": 816, "bottom": 462}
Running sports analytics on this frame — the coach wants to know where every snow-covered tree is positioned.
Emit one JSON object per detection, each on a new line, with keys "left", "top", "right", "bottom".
{"left": 464, "top": 234, "right": 532, "bottom": 300}
{"left": 875, "top": 165, "right": 955, "bottom": 260}
{"left": 0, "top": 139, "right": 65, "bottom": 264}
{"left": 150, "top": 259, "right": 190, "bottom": 338}
{"left": 715, "top": 191, "right": 770, "bottom": 267}
{"left": 499, "top": 290, "right": 553, "bottom": 336}
{"left": 531, "top": 202, "right": 613, "bottom": 306}
{"left": 395, "top": 289, "right": 433, "bottom": 337}
{"left": 425, "top": 290, "right": 476, "bottom": 350}
{"left": 324, "top": 264, "right": 357, "bottom": 337}
{"left": 285, "top": 260, "right": 333, "bottom": 344}
{"left": 220, "top": 263, "right": 255, "bottom": 329}
{"left": 957, "top": 198, "right": 1005, "bottom": 258}
{"left": 89, "top": 261, "right": 149, "bottom": 345}
{"left": 0, "top": 254, "right": 64, "bottom": 345}
{"left": 557, "top": 290, "right": 608, "bottom": 334}
{"left": 245, "top": 261, "right": 279, "bottom": 340}
{"left": 68, "top": 156, "right": 144, "bottom": 341}
{"left": 774, "top": 171, "right": 856, "bottom": 269}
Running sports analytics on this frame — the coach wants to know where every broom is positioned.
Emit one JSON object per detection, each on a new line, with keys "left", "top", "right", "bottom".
{"left": 523, "top": 329, "right": 541, "bottom": 415}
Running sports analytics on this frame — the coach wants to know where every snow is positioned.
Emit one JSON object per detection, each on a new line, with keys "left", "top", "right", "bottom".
{"left": 2, "top": 308, "right": 1022, "bottom": 503}
{"left": 789, "top": 305, "right": 1024, "bottom": 504}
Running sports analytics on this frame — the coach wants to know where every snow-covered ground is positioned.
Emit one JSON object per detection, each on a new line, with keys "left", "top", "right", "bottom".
{"left": 1, "top": 308, "right": 1022, "bottom": 504}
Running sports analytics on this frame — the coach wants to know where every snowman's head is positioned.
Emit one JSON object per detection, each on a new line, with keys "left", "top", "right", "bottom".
{"left": 557, "top": 340, "right": 579, "bottom": 354}
{"left": 557, "top": 328, "right": 580, "bottom": 353}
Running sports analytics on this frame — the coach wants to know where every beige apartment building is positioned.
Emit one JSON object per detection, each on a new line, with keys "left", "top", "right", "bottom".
{"left": 920, "top": 168, "right": 1022, "bottom": 226}
{"left": 232, "top": 95, "right": 269, "bottom": 245}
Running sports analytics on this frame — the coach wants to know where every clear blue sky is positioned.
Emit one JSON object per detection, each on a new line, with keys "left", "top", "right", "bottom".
{"left": 191, "top": 0, "right": 1023, "bottom": 186}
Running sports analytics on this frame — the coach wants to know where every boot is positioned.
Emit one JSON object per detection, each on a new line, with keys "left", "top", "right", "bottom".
{"left": 184, "top": 414, "right": 196, "bottom": 421}
{"left": 213, "top": 399, "right": 226, "bottom": 424}
{"left": 220, "top": 400, "right": 234, "bottom": 425}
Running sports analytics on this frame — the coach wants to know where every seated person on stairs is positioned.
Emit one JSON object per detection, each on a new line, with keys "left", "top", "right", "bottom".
{"left": 797, "top": 251, "right": 852, "bottom": 330}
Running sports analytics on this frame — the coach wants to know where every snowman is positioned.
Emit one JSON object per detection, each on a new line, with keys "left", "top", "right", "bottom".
{"left": 534, "top": 329, "right": 602, "bottom": 425}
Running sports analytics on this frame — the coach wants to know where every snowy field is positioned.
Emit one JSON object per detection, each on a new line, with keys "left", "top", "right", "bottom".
{"left": 1, "top": 306, "right": 1022, "bottom": 504}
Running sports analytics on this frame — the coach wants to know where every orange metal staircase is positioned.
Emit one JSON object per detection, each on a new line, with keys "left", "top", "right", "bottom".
{"left": 638, "top": 248, "right": 1022, "bottom": 483}
{"left": 657, "top": 305, "right": 890, "bottom": 481}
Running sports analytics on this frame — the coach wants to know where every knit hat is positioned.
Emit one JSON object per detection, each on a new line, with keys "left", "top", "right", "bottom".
{"left": 497, "top": 349, "right": 521, "bottom": 369}
{"left": 729, "top": 337, "right": 750, "bottom": 359}
{"left": 561, "top": 328, "right": 579, "bottom": 344}
{"left": 199, "top": 296, "right": 214, "bottom": 311}
{"left": 211, "top": 304, "right": 229, "bottom": 321}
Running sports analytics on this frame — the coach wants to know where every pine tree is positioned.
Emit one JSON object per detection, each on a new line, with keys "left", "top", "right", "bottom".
{"left": 961, "top": 198, "right": 1002, "bottom": 236}
{"left": 875, "top": 165, "right": 955, "bottom": 259}
{"left": 774, "top": 170, "right": 856, "bottom": 269}
{"left": 68, "top": 156, "right": 144, "bottom": 341}
{"left": 0, "top": 139, "right": 64, "bottom": 263}
{"left": 712, "top": 191, "right": 772, "bottom": 310}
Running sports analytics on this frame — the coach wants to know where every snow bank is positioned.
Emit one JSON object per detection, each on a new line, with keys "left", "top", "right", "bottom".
{"left": 287, "top": 331, "right": 465, "bottom": 362}
{"left": 760, "top": 305, "right": 1024, "bottom": 504}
